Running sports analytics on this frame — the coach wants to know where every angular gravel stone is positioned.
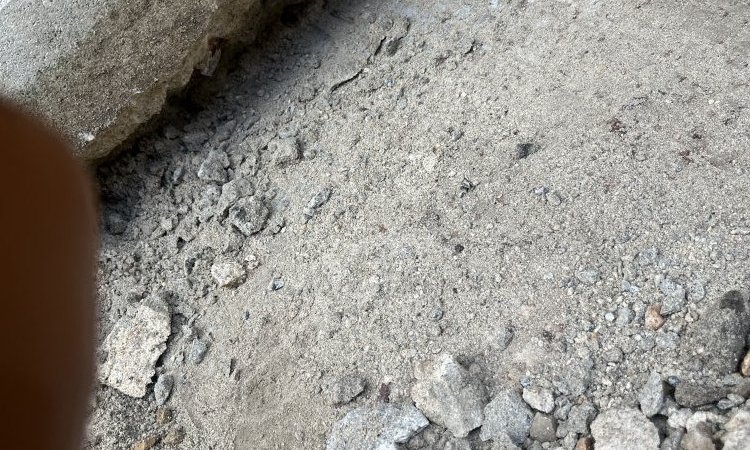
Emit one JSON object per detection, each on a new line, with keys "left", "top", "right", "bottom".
{"left": 558, "top": 403, "right": 597, "bottom": 437}
{"left": 329, "top": 374, "right": 366, "bottom": 405}
{"left": 682, "top": 428, "right": 716, "bottom": 450}
{"left": 681, "top": 290, "right": 749, "bottom": 375}
{"left": 639, "top": 371, "right": 666, "bottom": 417}
{"left": 197, "top": 150, "right": 230, "bottom": 183}
{"left": 153, "top": 373, "right": 174, "bottom": 406}
{"left": 188, "top": 338, "right": 209, "bottom": 365}
{"left": 216, "top": 178, "right": 255, "bottom": 218}
{"left": 99, "top": 299, "right": 171, "bottom": 397}
{"left": 660, "top": 278, "right": 686, "bottom": 315}
{"left": 326, "top": 403, "right": 429, "bottom": 450}
{"left": 210, "top": 261, "right": 246, "bottom": 287}
{"left": 741, "top": 351, "right": 750, "bottom": 377}
{"left": 228, "top": 196, "right": 269, "bottom": 236}
{"left": 645, "top": 304, "right": 665, "bottom": 330}
{"left": 270, "top": 137, "right": 300, "bottom": 166}
{"left": 529, "top": 413, "right": 557, "bottom": 442}
{"left": 480, "top": 390, "right": 533, "bottom": 444}
{"left": 615, "top": 307, "right": 635, "bottom": 326}
{"left": 522, "top": 388, "right": 555, "bottom": 413}
{"left": 723, "top": 410, "right": 750, "bottom": 450}
{"left": 411, "top": 354, "right": 487, "bottom": 438}
{"left": 674, "top": 383, "right": 728, "bottom": 408}
{"left": 590, "top": 408, "right": 659, "bottom": 450}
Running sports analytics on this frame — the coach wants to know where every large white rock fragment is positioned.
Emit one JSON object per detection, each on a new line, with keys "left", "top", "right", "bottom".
{"left": 99, "top": 300, "right": 171, "bottom": 397}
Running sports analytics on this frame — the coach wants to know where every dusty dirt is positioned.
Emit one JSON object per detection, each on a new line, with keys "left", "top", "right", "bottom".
{"left": 89, "top": 0, "right": 750, "bottom": 449}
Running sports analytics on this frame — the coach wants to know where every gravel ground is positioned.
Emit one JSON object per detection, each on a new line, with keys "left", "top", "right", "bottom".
{"left": 89, "top": 1, "right": 750, "bottom": 449}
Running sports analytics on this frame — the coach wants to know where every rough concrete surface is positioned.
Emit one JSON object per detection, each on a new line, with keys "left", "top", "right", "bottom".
{"left": 0, "top": 0, "right": 292, "bottom": 160}
{"left": 81, "top": 0, "right": 750, "bottom": 448}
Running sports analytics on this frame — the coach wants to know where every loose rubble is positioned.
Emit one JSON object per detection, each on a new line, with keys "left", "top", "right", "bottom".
{"left": 590, "top": 408, "right": 660, "bottom": 450}
{"left": 326, "top": 403, "right": 428, "bottom": 450}
{"left": 411, "top": 354, "right": 487, "bottom": 438}
{"left": 99, "top": 299, "right": 171, "bottom": 397}
{"left": 480, "top": 390, "right": 533, "bottom": 444}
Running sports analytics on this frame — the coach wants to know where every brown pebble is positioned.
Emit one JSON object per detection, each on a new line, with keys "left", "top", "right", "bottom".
{"left": 741, "top": 351, "right": 750, "bottom": 377}
{"left": 575, "top": 436, "right": 594, "bottom": 450}
{"left": 131, "top": 436, "right": 158, "bottom": 450}
{"left": 156, "top": 407, "right": 173, "bottom": 426}
{"left": 163, "top": 427, "right": 185, "bottom": 446}
{"left": 645, "top": 304, "right": 665, "bottom": 330}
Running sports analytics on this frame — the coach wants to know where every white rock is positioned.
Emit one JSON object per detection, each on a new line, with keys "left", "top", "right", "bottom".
{"left": 99, "top": 300, "right": 171, "bottom": 397}
{"left": 326, "top": 403, "right": 428, "bottom": 450}
{"left": 591, "top": 408, "right": 659, "bottom": 450}
{"left": 522, "top": 387, "right": 555, "bottom": 413}
{"left": 211, "top": 261, "right": 246, "bottom": 287}
{"left": 723, "top": 410, "right": 750, "bottom": 450}
{"left": 411, "top": 354, "right": 487, "bottom": 438}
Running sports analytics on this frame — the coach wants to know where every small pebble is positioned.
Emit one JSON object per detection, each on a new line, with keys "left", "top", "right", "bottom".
{"left": 645, "top": 304, "right": 665, "bottom": 330}
{"left": 740, "top": 351, "right": 750, "bottom": 377}
{"left": 529, "top": 413, "right": 557, "bottom": 442}
{"left": 163, "top": 427, "right": 185, "bottom": 446}
{"left": 210, "top": 261, "right": 246, "bottom": 287}
{"left": 575, "top": 436, "right": 594, "bottom": 450}
{"left": 188, "top": 338, "right": 209, "bottom": 365}
{"left": 269, "top": 137, "right": 301, "bottom": 166}
{"left": 270, "top": 277, "right": 285, "bottom": 291}
{"left": 153, "top": 373, "right": 174, "bottom": 406}
{"left": 615, "top": 307, "right": 635, "bottom": 326}
{"left": 131, "top": 436, "right": 158, "bottom": 450}
{"left": 522, "top": 388, "right": 555, "bottom": 413}
{"left": 156, "top": 407, "right": 173, "bottom": 425}
{"left": 639, "top": 371, "right": 666, "bottom": 418}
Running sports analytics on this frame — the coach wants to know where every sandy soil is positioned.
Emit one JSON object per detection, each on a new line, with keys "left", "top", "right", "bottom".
{"left": 88, "top": 1, "right": 750, "bottom": 448}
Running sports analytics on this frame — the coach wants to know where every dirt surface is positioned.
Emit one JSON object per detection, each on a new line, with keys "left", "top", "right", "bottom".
{"left": 90, "top": 1, "right": 750, "bottom": 449}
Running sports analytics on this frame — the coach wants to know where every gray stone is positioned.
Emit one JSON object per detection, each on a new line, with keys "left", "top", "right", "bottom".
{"left": 270, "top": 138, "right": 301, "bottom": 166}
{"left": 330, "top": 374, "right": 366, "bottom": 405}
{"left": 522, "top": 387, "right": 555, "bottom": 413}
{"left": 99, "top": 299, "right": 171, "bottom": 397}
{"left": 153, "top": 373, "right": 174, "bottom": 406}
{"left": 495, "top": 326, "right": 515, "bottom": 351}
{"left": 480, "top": 389, "right": 533, "bottom": 444}
{"left": 229, "top": 196, "right": 269, "bottom": 236}
{"left": 188, "top": 338, "right": 209, "bottom": 365}
{"left": 490, "top": 434, "right": 520, "bottom": 450}
{"left": 411, "top": 354, "right": 487, "bottom": 438}
{"left": 685, "top": 411, "right": 725, "bottom": 433}
{"left": 639, "top": 371, "right": 667, "bottom": 418}
{"left": 0, "top": 0, "right": 281, "bottom": 160}
{"left": 681, "top": 428, "right": 715, "bottom": 450}
{"left": 656, "top": 331, "right": 680, "bottom": 349}
{"left": 660, "top": 429, "right": 685, "bottom": 450}
{"left": 529, "top": 413, "right": 557, "bottom": 442}
{"left": 667, "top": 408, "right": 693, "bottom": 429}
{"left": 216, "top": 178, "right": 255, "bottom": 218}
{"left": 680, "top": 290, "right": 749, "bottom": 376}
{"left": 688, "top": 280, "right": 706, "bottom": 302}
{"left": 660, "top": 278, "right": 686, "bottom": 315}
{"left": 639, "top": 248, "right": 659, "bottom": 266}
{"left": 722, "top": 410, "right": 750, "bottom": 450}
{"left": 674, "top": 383, "right": 728, "bottom": 408}
{"left": 210, "top": 261, "right": 246, "bottom": 287}
{"left": 616, "top": 307, "right": 635, "bottom": 326}
{"left": 576, "top": 269, "right": 600, "bottom": 285}
{"left": 590, "top": 408, "right": 659, "bottom": 450}
{"left": 326, "top": 403, "right": 429, "bottom": 450}
{"left": 558, "top": 403, "right": 597, "bottom": 437}
{"left": 197, "top": 150, "right": 229, "bottom": 183}
{"left": 303, "top": 188, "right": 332, "bottom": 221}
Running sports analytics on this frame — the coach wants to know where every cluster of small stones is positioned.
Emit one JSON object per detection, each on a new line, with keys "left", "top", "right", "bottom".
{"left": 326, "top": 290, "right": 750, "bottom": 450}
